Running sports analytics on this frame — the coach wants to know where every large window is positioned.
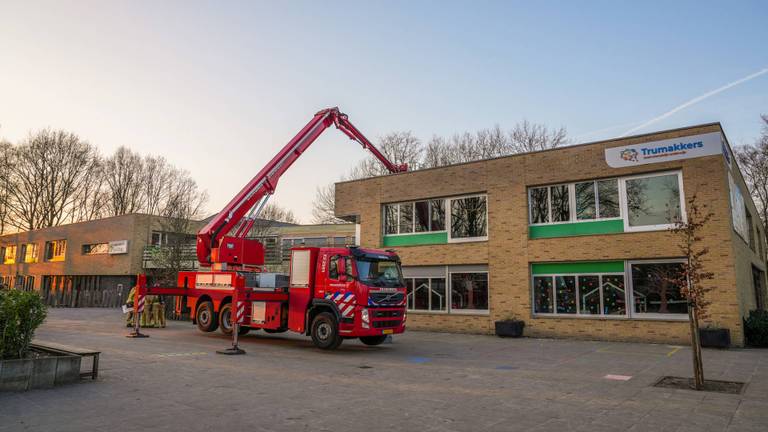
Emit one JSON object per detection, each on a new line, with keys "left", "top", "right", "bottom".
{"left": 383, "top": 195, "right": 485, "bottom": 242}
{"left": 20, "top": 243, "right": 38, "bottom": 263}
{"left": 450, "top": 196, "right": 487, "bottom": 240}
{"left": 529, "top": 179, "right": 621, "bottom": 225}
{"left": 450, "top": 272, "right": 488, "bottom": 311}
{"left": 45, "top": 240, "right": 66, "bottom": 262}
{"left": 629, "top": 261, "right": 687, "bottom": 316}
{"left": 624, "top": 172, "right": 682, "bottom": 231}
{"left": 2, "top": 245, "right": 17, "bottom": 264}
{"left": 82, "top": 243, "right": 109, "bottom": 255}
{"left": 533, "top": 273, "right": 626, "bottom": 317}
{"left": 384, "top": 199, "right": 446, "bottom": 235}
{"left": 403, "top": 266, "right": 488, "bottom": 314}
{"left": 528, "top": 171, "right": 684, "bottom": 233}
{"left": 406, "top": 277, "right": 447, "bottom": 312}
{"left": 533, "top": 260, "right": 688, "bottom": 319}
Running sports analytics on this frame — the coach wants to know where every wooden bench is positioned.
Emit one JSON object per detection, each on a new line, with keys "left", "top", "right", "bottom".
{"left": 30, "top": 342, "right": 101, "bottom": 380}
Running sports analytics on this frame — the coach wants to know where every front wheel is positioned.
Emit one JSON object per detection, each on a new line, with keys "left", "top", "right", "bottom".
{"left": 220, "top": 303, "right": 251, "bottom": 336}
{"left": 359, "top": 335, "right": 388, "bottom": 346}
{"left": 311, "top": 312, "right": 343, "bottom": 350}
{"left": 195, "top": 301, "right": 218, "bottom": 333}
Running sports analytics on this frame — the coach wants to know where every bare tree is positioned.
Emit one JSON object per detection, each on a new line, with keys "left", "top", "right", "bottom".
{"left": 509, "top": 120, "right": 568, "bottom": 153}
{"left": 142, "top": 155, "right": 173, "bottom": 216}
{"left": 104, "top": 146, "right": 145, "bottom": 216}
{"left": 247, "top": 202, "right": 298, "bottom": 238}
{"left": 0, "top": 140, "right": 12, "bottom": 234}
{"left": 4, "top": 129, "right": 100, "bottom": 230}
{"left": 348, "top": 131, "right": 422, "bottom": 179}
{"left": 735, "top": 115, "right": 768, "bottom": 226}
{"left": 68, "top": 155, "right": 108, "bottom": 223}
{"left": 311, "top": 183, "right": 347, "bottom": 224}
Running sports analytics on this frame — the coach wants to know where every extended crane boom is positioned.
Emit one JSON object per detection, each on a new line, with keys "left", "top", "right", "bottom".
{"left": 196, "top": 107, "right": 407, "bottom": 268}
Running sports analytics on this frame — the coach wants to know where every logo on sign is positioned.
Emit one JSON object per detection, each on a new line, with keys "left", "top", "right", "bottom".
{"left": 620, "top": 149, "right": 638, "bottom": 162}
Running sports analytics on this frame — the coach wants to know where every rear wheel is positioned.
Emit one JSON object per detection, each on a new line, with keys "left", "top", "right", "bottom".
{"left": 195, "top": 301, "right": 218, "bottom": 333}
{"left": 359, "top": 335, "right": 388, "bottom": 346}
{"left": 219, "top": 303, "right": 251, "bottom": 336}
{"left": 311, "top": 312, "right": 343, "bottom": 350}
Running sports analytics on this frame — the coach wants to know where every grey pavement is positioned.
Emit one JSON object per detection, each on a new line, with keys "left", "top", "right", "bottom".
{"left": 2, "top": 308, "right": 768, "bottom": 431}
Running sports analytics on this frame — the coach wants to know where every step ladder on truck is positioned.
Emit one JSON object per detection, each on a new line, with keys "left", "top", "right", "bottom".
{"left": 128, "top": 108, "right": 409, "bottom": 352}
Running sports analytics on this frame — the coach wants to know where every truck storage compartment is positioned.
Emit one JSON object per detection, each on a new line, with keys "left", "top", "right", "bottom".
{"left": 250, "top": 301, "right": 283, "bottom": 329}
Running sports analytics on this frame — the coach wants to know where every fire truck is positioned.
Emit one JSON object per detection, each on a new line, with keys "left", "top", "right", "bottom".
{"left": 131, "top": 108, "right": 408, "bottom": 350}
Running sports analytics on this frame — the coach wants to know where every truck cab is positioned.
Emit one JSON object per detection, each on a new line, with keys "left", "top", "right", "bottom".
{"left": 288, "top": 246, "right": 407, "bottom": 349}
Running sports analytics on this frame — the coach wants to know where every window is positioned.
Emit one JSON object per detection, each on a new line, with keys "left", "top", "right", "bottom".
{"left": 746, "top": 209, "right": 756, "bottom": 251}
{"left": 529, "top": 179, "right": 621, "bottom": 225}
{"left": 20, "top": 243, "right": 38, "bottom": 263}
{"left": 2, "top": 245, "right": 17, "bottom": 264}
{"left": 450, "top": 196, "right": 487, "bottom": 240}
{"left": 533, "top": 272, "right": 626, "bottom": 317}
{"left": 624, "top": 172, "right": 683, "bottom": 230}
{"left": 82, "top": 243, "right": 109, "bottom": 255}
{"left": 450, "top": 272, "right": 488, "bottom": 311}
{"left": 331, "top": 237, "right": 347, "bottom": 246}
{"left": 406, "top": 277, "right": 447, "bottom": 312}
{"left": 45, "top": 240, "right": 66, "bottom": 262}
{"left": 753, "top": 266, "right": 766, "bottom": 311}
{"left": 629, "top": 261, "right": 687, "bottom": 316}
{"left": 383, "top": 199, "right": 447, "bottom": 235}
{"left": 150, "top": 231, "right": 167, "bottom": 246}
{"left": 329, "top": 255, "right": 339, "bottom": 279}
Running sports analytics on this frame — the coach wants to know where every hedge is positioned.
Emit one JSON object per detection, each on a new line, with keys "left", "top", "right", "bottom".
{"left": 0, "top": 289, "right": 47, "bottom": 359}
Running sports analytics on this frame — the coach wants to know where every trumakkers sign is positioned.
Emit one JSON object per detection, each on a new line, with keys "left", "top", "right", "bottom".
{"left": 605, "top": 132, "right": 726, "bottom": 168}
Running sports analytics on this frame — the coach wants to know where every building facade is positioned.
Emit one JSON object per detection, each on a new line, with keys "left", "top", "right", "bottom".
{"left": 335, "top": 123, "right": 767, "bottom": 346}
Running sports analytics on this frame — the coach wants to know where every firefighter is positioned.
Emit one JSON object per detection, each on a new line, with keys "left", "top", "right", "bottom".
{"left": 125, "top": 285, "right": 136, "bottom": 327}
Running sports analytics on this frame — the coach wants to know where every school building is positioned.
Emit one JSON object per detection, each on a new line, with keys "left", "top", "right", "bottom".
{"left": 335, "top": 123, "right": 767, "bottom": 347}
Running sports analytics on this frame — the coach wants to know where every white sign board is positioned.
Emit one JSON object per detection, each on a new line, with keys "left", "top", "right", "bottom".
{"left": 108, "top": 240, "right": 129, "bottom": 254}
{"left": 605, "top": 132, "right": 725, "bottom": 168}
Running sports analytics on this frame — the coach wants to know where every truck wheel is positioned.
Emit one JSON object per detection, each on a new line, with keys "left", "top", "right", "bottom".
{"left": 359, "top": 335, "right": 387, "bottom": 346}
{"left": 219, "top": 303, "right": 234, "bottom": 335}
{"left": 195, "top": 301, "right": 218, "bottom": 333}
{"left": 311, "top": 312, "right": 343, "bottom": 350}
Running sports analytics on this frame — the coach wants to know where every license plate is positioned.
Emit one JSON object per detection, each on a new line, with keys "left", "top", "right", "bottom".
{"left": 382, "top": 329, "right": 393, "bottom": 334}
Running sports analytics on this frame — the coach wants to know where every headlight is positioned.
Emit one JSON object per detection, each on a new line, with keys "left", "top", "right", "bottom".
{"left": 361, "top": 308, "right": 370, "bottom": 329}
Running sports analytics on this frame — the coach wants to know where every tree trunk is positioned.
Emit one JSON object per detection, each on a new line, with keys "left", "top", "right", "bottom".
{"left": 689, "top": 305, "right": 705, "bottom": 390}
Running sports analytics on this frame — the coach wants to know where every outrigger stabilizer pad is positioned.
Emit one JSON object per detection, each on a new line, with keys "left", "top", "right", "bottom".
{"left": 126, "top": 331, "right": 150, "bottom": 338}
{"left": 216, "top": 346, "right": 246, "bottom": 355}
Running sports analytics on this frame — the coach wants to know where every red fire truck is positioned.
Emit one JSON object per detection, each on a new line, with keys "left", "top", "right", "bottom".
{"left": 131, "top": 108, "right": 408, "bottom": 350}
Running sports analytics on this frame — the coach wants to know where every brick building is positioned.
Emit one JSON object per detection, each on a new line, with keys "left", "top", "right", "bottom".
{"left": 335, "top": 123, "right": 767, "bottom": 346}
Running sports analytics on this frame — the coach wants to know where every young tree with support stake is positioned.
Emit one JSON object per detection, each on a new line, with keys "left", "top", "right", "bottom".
{"left": 667, "top": 193, "right": 714, "bottom": 390}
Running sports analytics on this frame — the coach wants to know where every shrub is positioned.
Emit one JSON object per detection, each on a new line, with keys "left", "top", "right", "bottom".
{"left": 0, "top": 289, "right": 47, "bottom": 359}
{"left": 744, "top": 309, "right": 768, "bottom": 347}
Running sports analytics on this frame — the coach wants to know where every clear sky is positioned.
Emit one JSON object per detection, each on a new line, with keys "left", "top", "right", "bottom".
{"left": 1, "top": 1, "right": 766, "bottom": 221}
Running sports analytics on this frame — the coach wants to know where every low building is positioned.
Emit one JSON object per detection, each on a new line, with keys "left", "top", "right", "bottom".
{"left": 335, "top": 123, "right": 767, "bottom": 346}
{"left": 0, "top": 213, "right": 356, "bottom": 306}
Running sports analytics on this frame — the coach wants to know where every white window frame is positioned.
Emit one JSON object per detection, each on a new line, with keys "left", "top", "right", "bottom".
{"left": 621, "top": 170, "right": 686, "bottom": 233}
{"left": 405, "top": 275, "right": 449, "bottom": 314}
{"left": 447, "top": 269, "right": 490, "bottom": 315}
{"left": 528, "top": 180, "right": 623, "bottom": 226}
{"left": 626, "top": 258, "right": 689, "bottom": 320}
{"left": 447, "top": 194, "right": 489, "bottom": 243}
{"left": 382, "top": 200, "right": 448, "bottom": 237}
{"left": 531, "top": 271, "right": 628, "bottom": 318}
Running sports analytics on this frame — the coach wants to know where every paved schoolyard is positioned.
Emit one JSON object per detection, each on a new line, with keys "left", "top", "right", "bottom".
{"left": 2, "top": 309, "right": 768, "bottom": 431}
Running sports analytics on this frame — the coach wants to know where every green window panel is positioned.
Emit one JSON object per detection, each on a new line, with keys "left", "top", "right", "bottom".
{"left": 382, "top": 232, "right": 448, "bottom": 247}
{"left": 529, "top": 219, "right": 624, "bottom": 239}
{"left": 531, "top": 261, "right": 625, "bottom": 275}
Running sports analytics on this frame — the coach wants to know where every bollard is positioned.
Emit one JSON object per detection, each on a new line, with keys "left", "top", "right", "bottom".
{"left": 126, "top": 284, "right": 149, "bottom": 338}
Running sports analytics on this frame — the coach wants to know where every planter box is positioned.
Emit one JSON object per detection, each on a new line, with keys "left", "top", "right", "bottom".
{"left": 0, "top": 350, "right": 81, "bottom": 392}
{"left": 495, "top": 320, "right": 525, "bottom": 338}
{"left": 700, "top": 328, "right": 731, "bottom": 349}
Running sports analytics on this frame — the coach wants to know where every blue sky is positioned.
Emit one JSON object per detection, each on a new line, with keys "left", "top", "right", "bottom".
{"left": 0, "top": 1, "right": 766, "bottom": 221}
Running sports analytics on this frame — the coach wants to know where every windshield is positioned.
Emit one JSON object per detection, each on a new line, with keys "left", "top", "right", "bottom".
{"left": 354, "top": 256, "right": 405, "bottom": 288}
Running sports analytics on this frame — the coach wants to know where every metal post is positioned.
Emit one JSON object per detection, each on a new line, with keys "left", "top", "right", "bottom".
{"left": 126, "top": 275, "right": 149, "bottom": 338}
{"left": 217, "top": 279, "right": 246, "bottom": 355}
